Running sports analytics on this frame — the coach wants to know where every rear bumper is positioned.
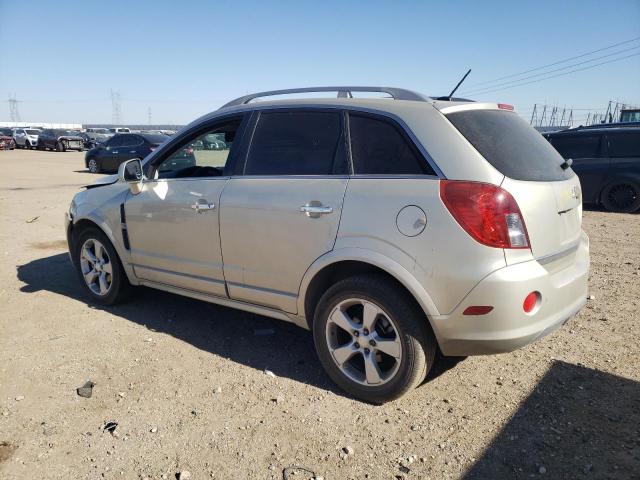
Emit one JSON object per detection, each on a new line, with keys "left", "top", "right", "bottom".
{"left": 432, "top": 231, "right": 590, "bottom": 356}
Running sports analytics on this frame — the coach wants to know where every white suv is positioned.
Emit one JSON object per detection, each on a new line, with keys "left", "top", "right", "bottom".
{"left": 65, "top": 87, "right": 589, "bottom": 403}
{"left": 13, "top": 128, "right": 41, "bottom": 149}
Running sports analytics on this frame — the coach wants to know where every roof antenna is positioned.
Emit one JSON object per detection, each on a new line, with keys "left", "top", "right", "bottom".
{"left": 447, "top": 69, "right": 471, "bottom": 100}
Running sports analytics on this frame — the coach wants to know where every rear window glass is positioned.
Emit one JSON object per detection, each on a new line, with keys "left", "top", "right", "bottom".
{"left": 549, "top": 135, "right": 603, "bottom": 159}
{"left": 349, "top": 114, "right": 435, "bottom": 175}
{"left": 446, "top": 109, "right": 573, "bottom": 181}
{"left": 608, "top": 133, "right": 640, "bottom": 157}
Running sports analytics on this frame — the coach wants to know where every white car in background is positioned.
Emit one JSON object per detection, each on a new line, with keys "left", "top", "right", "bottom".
{"left": 13, "top": 128, "right": 41, "bottom": 149}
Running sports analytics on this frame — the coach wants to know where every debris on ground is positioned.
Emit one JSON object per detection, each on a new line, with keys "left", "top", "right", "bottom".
{"left": 177, "top": 470, "right": 191, "bottom": 480}
{"left": 103, "top": 421, "right": 118, "bottom": 435}
{"left": 25, "top": 216, "right": 39, "bottom": 223}
{"left": 264, "top": 369, "right": 276, "bottom": 377}
{"left": 76, "top": 381, "right": 95, "bottom": 398}
{"left": 283, "top": 465, "right": 317, "bottom": 480}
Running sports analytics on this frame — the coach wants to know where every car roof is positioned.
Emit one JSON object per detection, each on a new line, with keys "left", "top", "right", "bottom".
{"left": 546, "top": 125, "right": 640, "bottom": 136}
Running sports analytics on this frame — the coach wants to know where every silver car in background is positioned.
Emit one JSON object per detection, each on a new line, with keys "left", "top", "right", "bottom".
{"left": 65, "top": 87, "right": 589, "bottom": 403}
{"left": 13, "top": 128, "right": 41, "bottom": 149}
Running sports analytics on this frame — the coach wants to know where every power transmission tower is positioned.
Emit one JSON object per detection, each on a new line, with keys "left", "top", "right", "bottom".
{"left": 8, "top": 94, "right": 21, "bottom": 122}
{"left": 110, "top": 89, "right": 121, "bottom": 125}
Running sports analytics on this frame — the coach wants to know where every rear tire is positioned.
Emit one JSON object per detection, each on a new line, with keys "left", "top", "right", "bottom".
{"left": 56, "top": 141, "right": 65, "bottom": 152}
{"left": 73, "top": 227, "right": 132, "bottom": 305}
{"left": 601, "top": 180, "right": 640, "bottom": 213}
{"left": 313, "top": 274, "right": 436, "bottom": 403}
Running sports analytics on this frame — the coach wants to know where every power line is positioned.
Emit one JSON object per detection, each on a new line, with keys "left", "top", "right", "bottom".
{"left": 463, "top": 52, "right": 640, "bottom": 97}
{"left": 464, "top": 36, "right": 640, "bottom": 89}
{"left": 462, "top": 45, "right": 640, "bottom": 95}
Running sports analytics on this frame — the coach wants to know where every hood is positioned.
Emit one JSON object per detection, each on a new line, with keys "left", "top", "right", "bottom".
{"left": 59, "top": 135, "right": 83, "bottom": 140}
{"left": 0, "top": 135, "right": 12, "bottom": 140}
{"left": 84, "top": 174, "right": 118, "bottom": 189}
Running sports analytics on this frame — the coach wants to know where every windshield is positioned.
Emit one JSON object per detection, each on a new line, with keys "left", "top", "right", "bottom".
{"left": 141, "top": 134, "right": 169, "bottom": 145}
{"left": 446, "top": 109, "right": 574, "bottom": 182}
{"left": 26, "top": 129, "right": 40, "bottom": 135}
{"left": 0, "top": 128, "right": 12, "bottom": 136}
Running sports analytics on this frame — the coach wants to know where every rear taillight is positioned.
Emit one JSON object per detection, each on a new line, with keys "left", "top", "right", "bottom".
{"left": 440, "top": 180, "right": 530, "bottom": 249}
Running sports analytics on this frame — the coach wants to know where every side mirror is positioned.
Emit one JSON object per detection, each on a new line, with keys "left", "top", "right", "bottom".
{"left": 118, "top": 158, "right": 144, "bottom": 195}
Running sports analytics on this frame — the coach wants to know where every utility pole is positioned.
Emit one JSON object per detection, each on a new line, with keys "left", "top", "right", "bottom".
{"left": 8, "top": 94, "right": 21, "bottom": 122}
{"left": 530, "top": 104, "right": 538, "bottom": 125}
{"left": 110, "top": 89, "right": 121, "bottom": 125}
{"left": 148, "top": 107, "right": 152, "bottom": 125}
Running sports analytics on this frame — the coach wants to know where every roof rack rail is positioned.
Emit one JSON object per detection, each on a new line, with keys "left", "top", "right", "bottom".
{"left": 220, "top": 86, "right": 431, "bottom": 109}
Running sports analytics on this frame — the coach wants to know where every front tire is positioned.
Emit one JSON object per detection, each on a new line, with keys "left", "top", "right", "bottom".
{"left": 313, "top": 274, "right": 436, "bottom": 403}
{"left": 601, "top": 180, "right": 640, "bottom": 213}
{"left": 73, "top": 227, "right": 132, "bottom": 305}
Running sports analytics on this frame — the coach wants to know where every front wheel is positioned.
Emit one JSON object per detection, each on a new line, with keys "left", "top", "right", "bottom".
{"left": 73, "top": 228, "right": 132, "bottom": 305}
{"left": 313, "top": 274, "right": 436, "bottom": 403}
{"left": 601, "top": 181, "right": 640, "bottom": 213}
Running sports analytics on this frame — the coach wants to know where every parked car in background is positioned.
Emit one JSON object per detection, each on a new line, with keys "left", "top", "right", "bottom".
{"left": 85, "top": 128, "right": 113, "bottom": 143}
{"left": 76, "top": 132, "right": 98, "bottom": 150}
{"left": 84, "top": 133, "right": 169, "bottom": 173}
{"left": 544, "top": 123, "right": 640, "bottom": 213}
{"left": 66, "top": 86, "right": 590, "bottom": 403}
{"left": 0, "top": 128, "right": 16, "bottom": 150}
{"left": 108, "top": 127, "right": 131, "bottom": 134}
{"left": 37, "top": 129, "right": 84, "bottom": 152}
{"left": 13, "top": 128, "right": 41, "bottom": 149}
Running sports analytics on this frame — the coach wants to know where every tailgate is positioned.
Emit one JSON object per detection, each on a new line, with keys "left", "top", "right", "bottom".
{"left": 501, "top": 175, "right": 582, "bottom": 260}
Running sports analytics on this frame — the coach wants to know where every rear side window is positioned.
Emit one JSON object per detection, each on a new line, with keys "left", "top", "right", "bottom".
{"left": 349, "top": 114, "right": 435, "bottom": 175}
{"left": 244, "top": 111, "right": 345, "bottom": 175}
{"left": 447, "top": 109, "right": 572, "bottom": 181}
{"left": 608, "top": 133, "right": 640, "bottom": 157}
{"left": 549, "top": 135, "right": 603, "bottom": 159}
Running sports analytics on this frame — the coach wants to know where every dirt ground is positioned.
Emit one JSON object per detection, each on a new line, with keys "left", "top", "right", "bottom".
{"left": 0, "top": 149, "right": 638, "bottom": 480}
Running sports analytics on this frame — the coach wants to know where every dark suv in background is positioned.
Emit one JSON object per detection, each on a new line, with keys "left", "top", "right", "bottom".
{"left": 84, "top": 133, "right": 169, "bottom": 173}
{"left": 544, "top": 124, "right": 640, "bottom": 213}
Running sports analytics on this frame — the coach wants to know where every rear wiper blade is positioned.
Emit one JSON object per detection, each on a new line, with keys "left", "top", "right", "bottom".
{"left": 560, "top": 158, "right": 573, "bottom": 170}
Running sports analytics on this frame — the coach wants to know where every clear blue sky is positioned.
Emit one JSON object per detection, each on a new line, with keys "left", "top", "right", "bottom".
{"left": 1, "top": 0, "right": 638, "bottom": 125}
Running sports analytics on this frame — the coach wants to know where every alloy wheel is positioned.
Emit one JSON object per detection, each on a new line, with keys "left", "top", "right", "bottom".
{"left": 79, "top": 238, "right": 113, "bottom": 296}
{"left": 608, "top": 183, "right": 638, "bottom": 211}
{"left": 325, "top": 298, "right": 402, "bottom": 386}
{"left": 88, "top": 158, "right": 98, "bottom": 173}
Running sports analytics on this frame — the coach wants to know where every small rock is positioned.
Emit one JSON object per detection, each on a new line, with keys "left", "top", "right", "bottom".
{"left": 144, "top": 337, "right": 153, "bottom": 342}
{"left": 539, "top": 466, "right": 547, "bottom": 475}
{"left": 264, "top": 369, "right": 276, "bottom": 377}
{"left": 14, "top": 395, "right": 24, "bottom": 401}
{"left": 213, "top": 386, "right": 222, "bottom": 394}
{"left": 272, "top": 395, "right": 284, "bottom": 405}
{"left": 76, "top": 381, "right": 95, "bottom": 398}
{"left": 342, "top": 446, "right": 354, "bottom": 455}
{"left": 150, "top": 427, "right": 157, "bottom": 433}
{"left": 117, "top": 392, "right": 126, "bottom": 398}
{"left": 314, "top": 476, "right": 324, "bottom": 480}
{"left": 410, "top": 425, "right": 419, "bottom": 431}
{"left": 399, "top": 466, "right": 410, "bottom": 474}
{"left": 587, "top": 295, "right": 595, "bottom": 300}
{"left": 177, "top": 471, "right": 191, "bottom": 480}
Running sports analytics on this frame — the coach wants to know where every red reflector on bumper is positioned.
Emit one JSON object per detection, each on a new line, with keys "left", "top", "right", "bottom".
{"left": 463, "top": 306, "right": 494, "bottom": 315}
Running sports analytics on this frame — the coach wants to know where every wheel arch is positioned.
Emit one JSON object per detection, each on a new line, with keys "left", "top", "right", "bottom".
{"left": 69, "top": 214, "right": 138, "bottom": 285}
{"left": 299, "top": 248, "right": 441, "bottom": 336}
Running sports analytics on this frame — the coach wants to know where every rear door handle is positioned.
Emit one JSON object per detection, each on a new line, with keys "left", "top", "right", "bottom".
{"left": 300, "top": 203, "right": 333, "bottom": 218}
{"left": 191, "top": 200, "right": 216, "bottom": 213}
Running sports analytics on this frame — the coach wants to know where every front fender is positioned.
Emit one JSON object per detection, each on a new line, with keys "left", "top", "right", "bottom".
{"left": 297, "top": 246, "right": 441, "bottom": 322}
{"left": 70, "top": 186, "right": 138, "bottom": 285}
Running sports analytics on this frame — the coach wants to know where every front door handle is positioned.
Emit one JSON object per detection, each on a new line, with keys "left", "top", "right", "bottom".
{"left": 112, "top": 150, "right": 119, "bottom": 154}
{"left": 191, "top": 199, "right": 216, "bottom": 213}
{"left": 300, "top": 203, "right": 333, "bottom": 218}
{"left": 130, "top": 150, "right": 137, "bottom": 154}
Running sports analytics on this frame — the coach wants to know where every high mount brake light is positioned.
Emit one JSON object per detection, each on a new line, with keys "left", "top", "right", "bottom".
{"left": 440, "top": 180, "right": 530, "bottom": 249}
{"left": 498, "top": 103, "right": 514, "bottom": 111}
